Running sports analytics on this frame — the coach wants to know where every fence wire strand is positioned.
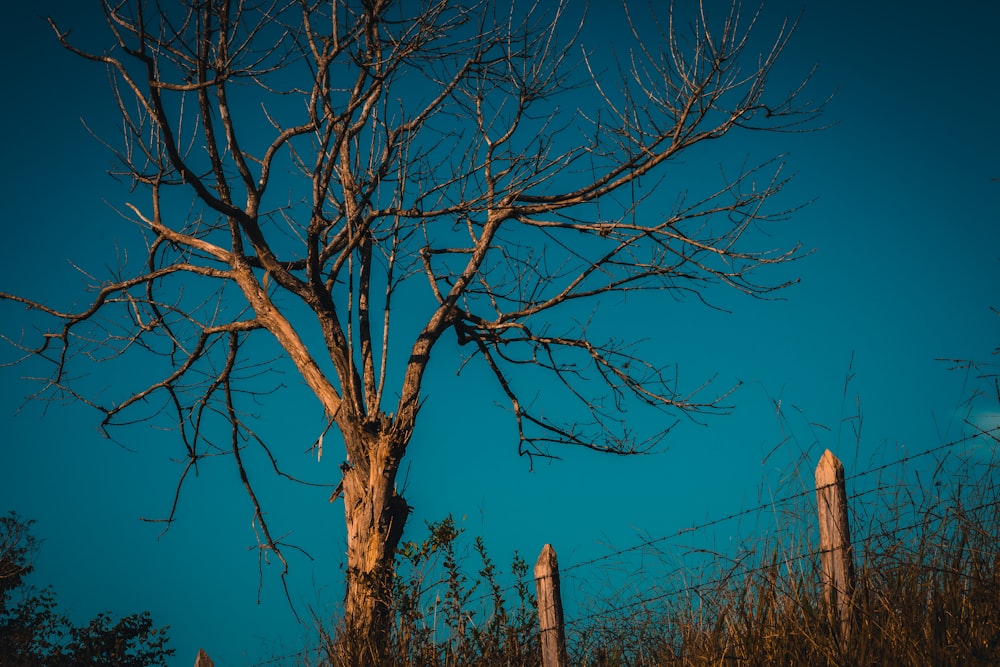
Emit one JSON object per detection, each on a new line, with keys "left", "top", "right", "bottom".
{"left": 559, "top": 427, "right": 995, "bottom": 577}
{"left": 555, "top": 426, "right": 998, "bottom": 630}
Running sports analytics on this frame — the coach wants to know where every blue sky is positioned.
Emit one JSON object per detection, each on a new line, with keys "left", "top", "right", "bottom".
{"left": 1, "top": 1, "right": 998, "bottom": 665}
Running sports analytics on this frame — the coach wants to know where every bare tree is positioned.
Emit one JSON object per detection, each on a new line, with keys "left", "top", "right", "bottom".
{"left": 0, "top": 0, "right": 820, "bottom": 651}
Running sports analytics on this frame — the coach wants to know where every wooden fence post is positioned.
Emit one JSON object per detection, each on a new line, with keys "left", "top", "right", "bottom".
{"left": 535, "top": 543, "right": 567, "bottom": 667}
{"left": 194, "top": 648, "right": 214, "bottom": 667}
{"left": 816, "top": 449, "right": 855, "bottom": 643}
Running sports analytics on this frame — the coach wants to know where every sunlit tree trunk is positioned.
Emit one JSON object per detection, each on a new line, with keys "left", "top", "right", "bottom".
{"left": 340, "top": 420, "right": 409, "bottom": 650}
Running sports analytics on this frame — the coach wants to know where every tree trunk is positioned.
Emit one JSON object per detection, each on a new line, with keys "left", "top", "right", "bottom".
{"left": 339, "top": 420, "right": 410, "bottom": 659}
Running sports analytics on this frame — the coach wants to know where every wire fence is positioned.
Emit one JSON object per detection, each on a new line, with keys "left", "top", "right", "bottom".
{"left": 246, "top": 422, "right": 999, "bottom": 665}
{"left": 550, "top": 426, "right": 999, "bottom": 640}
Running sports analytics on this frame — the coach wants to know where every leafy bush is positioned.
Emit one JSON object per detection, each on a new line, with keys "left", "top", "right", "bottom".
{"left": 320, "top": 516, "right": 539, "bottom": 666}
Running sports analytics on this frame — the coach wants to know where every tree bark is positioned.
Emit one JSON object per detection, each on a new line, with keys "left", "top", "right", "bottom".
{"left": 339, "top": 417, "right": 410, "bottom": 652}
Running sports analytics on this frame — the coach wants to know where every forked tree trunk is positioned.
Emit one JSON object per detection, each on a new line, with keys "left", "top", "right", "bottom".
{"left": 339, "top": 423, "right": 410, "bottom": 656}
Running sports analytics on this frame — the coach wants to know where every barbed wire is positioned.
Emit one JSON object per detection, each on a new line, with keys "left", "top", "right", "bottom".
{"left": 563, "top": 495, "right": 1000, "bottom": 631}
{"left": 252, "top": 648, "right": 315, "bottom": 666}
{"left": 559, "top": 426, "right": 997, "bottom": 578}
{"left": 422, "top": 424, "right": 997, "bottom": 625}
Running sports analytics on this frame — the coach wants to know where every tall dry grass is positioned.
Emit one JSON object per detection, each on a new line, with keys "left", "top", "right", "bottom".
{"left": 313, "top": 442, "right": 998, "bottom": 666}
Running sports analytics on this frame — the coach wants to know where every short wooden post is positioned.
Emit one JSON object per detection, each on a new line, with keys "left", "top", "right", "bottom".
{"left": 816, "top": 449, "right": 855, "bottom": 643}
{"left": 535, "top": 543, "right": 567, "bottom": 667}
{"left": 194, "top": 648, "right": 214, "bottom": 667}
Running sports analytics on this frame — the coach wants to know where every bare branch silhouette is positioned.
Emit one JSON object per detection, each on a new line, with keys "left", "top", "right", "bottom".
{"left": 1, "top": 0, "right": 821, "bottom": 651}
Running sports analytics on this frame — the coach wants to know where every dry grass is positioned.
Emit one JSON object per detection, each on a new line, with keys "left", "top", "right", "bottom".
{"left": 567, "top": 444, "right": 1000, "bottom": 667}
{"left": 314, "top": 443, "right": 999, "bottom": 666}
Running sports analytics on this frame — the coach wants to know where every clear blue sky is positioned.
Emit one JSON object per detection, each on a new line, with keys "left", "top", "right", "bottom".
{"left": 1, "top": 1, "right": 998, "bottom": 665}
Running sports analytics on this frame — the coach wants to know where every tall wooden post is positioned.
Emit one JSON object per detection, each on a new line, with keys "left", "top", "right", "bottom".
{"left": 535, "top": 543, "right": 567, "bottom": 667}
{"left": 194, "top": 648, "right": 214, "bottom": 667}
{"left": 816, "top": 449, "right": 855, "bottom": 643}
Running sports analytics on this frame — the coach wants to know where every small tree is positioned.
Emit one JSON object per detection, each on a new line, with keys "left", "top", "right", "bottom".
{"left": 1, "top": 0, "right": 820, "bottom": 651}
